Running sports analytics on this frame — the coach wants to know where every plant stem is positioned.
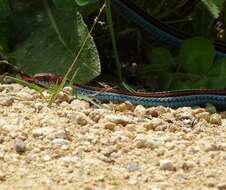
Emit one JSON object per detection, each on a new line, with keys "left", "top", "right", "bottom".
{"left": 105, "top": 0, "right": 122, "bottom": 82}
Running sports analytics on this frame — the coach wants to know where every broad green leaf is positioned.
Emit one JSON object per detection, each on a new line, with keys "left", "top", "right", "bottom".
{"left": 201, "top": 0, "right": 224, "bottom": 18}
{"left": 145, "top": 48, "right": 174, "bottom": 72}
{"left": 10, "top": 1, "right": 100, "bottom": 84}
{"left": 178, "top": 37, "right": 214, "bottom": 74}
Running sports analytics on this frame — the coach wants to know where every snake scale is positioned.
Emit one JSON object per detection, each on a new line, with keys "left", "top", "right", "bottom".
{"left": 24, "top": 73, "right": 226, "bottom": 109}
{"left": 23, "top": 1, "right": 226, "bottom": 109}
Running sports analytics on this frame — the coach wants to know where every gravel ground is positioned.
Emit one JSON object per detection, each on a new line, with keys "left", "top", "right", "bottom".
{"left": 0, "top": 83, "right": 225, "bottom": 190}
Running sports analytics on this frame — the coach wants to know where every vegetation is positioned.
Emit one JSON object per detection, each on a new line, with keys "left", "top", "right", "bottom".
{"left": 1, "top": 0, "right": 226, "bottom": 93}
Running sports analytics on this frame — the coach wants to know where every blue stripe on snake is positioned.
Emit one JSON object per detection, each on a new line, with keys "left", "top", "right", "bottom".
{"left": 111, "top": 0, "right": 226, "bottom": 58}
{"left": 76, "top": 86, "right": 226, "bottom": 109}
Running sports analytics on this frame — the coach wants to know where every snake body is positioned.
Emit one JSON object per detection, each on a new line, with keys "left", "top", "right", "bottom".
{"left": 111, "top": 0, "right": 226, "bottom": 58}
{"left": 76, "top": 85, "right": 226, "bottom": 109}
{"left": 27, "top": 73, "right": 226, "bottom": 109}
{"left": 22, "top": 2, "right": 226, "bottom": 109}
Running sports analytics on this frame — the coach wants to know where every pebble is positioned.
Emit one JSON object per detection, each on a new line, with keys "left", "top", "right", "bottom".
{"left": 127, "top": 161, "right": 139, "bottom": 172}
{"left": 33, "top": 102, "right": 44, "bottom": 111}
{"left": 181, "top": 161, "right": 195, "bottom": 171}
{"left": 70, "top": 112, "right": 94, "bottom": 125}
{"left": 63, "top": 86, "right": 73, "bottom": 95}
{"left": 0, "top": 149, "right": 4, "bottom": 159}
{"left": 17, "top": 91, "right": 34, "bottom": 100}
{"left": 159, "top": 159, "right": 176, "bottom": 171}
{"left": 148, "top": 187, "right": 162, "bottom": 190}
{"left": 134, "top": 134, "right": 149, "bottom": 148}
{"left": 51, "top": 138, "right": 69, "bottom": 146}
{"left": 43, "top": 155, "right": 51, "bottom": 162}
{"left": 0, "top": 85, "right": 4, "bottom": 92}
{"left": 60, "top": 156, "right": 80, "bottom": 163}
{"left": 217, "top": 183, "right": 226, "bottom": 190}
{"left": 56, "top": 91, "right": 71, "bottom": 103}
{"left": 210, "top": 114, "right": 222, "bottom": 125}
{"left": 196, "top": 112, "right": 210, "bottom": 121}
{"left": 116, "top": 101, "right": 134, "bottom": 112}
{"left": 0, "top": 170, "right": 6, "bottom": 181}
{"left": 105, "top": 114, "right": 135, "bottom": 125}
{"left": 0, "top": 83, "right": 225, "bottom": 189}
{"left": 32, "top": 127, "right": 56, "bottom": 137}
{"left": 70, "top": 99, "right": 90, "bottom": 111}
{"left": 149, "top": 118, "right": 163, "bottom": 128}
{"left": 14, "top": 138, "right": 26, "bottom": 154}
{"left": 222, "top": 153, "right": 226, "bottom": 160}
{"left": 104, "top": 122, "right": 116, "bottom": 130}
{"left": 134, "top": 105, "right": 146, "bottom": 117}
{"left": 205, "top": 103, "right": 217, "bottom": 113}
{"left": 0, "top": 97, "right": 14, "bottom": 106}
{"left": 146, "top": 106, "right": 168, "bottom": 117}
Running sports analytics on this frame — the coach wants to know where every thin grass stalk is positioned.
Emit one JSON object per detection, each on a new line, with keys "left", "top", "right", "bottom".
{"left": 47, "top": 3, "right": 105, "bottom": 106}
{"left": 105, "top": 0, "right": 122, "bottom": 82}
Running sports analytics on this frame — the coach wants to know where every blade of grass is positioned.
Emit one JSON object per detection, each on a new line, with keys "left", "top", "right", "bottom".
{"left": 105, "top": 0, "right": 136, "bottom": 93}
{"left": 4, "top": 76, "right": 47, "bottom": 100}
{"left": 47, "top": 3, "right": 105, "bottom": 106}
{"left": 105, "top": 0, "right": 122, "bottom": 82}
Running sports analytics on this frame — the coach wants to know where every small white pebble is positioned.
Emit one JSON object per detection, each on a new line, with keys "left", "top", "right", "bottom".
{"left": 159, "top": 159, "right": 176, "bottom": 171}
{"left": 63, "top": 86, "right": 73, "bottom": 95}
{"left": 210, "top": 114, "right": 222, "bottom": 125}
{"left": 134, "top": 105, "right": 146, "bottom": 117}
{"left": 51, "top": 138, "right": 69, "bottom": 146}
{"left": 127, "top": 161, "right": 139, "bottom": 172}
{"left": 43, "top": 155, "right": 51, "bottom": 162}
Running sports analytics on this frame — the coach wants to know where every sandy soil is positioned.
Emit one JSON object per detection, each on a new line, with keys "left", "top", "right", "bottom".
{"left": 0, "top": 83, "right": 225, "bottom": 190}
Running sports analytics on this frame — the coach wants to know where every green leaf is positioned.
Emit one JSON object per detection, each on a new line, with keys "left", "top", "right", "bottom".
{"left": 192, "top": 2, "right": 215, "bottom": 36}
{"left": 145, "top": 48, "right": 174, "bottom": 72}
{"left": 75, "top": 0, "right": 98, "bottom": 6}
{"left": 158, "top": 72, "right": 173, "bottom": 90}
{"left": 10, "top": 1, "right": 100, "bottom": 84}
{"left": 52, "top": 0, "right": 77, "bottom": 11}
{"left": 206, "top": 77, "right": 226, "bottom": 89}
{"left": 206, "top": 57, "right": 226, "bottom": 88}
{"left": 170, "top": 78, "right": 191, "bottom": 90}
{"left": 170, "top": 78, "right": 207, "bottom": 90}
{"left": 0, "top": 0, "right": 11, "bottom": 54}
{"left": 0, "top": 0, "right": 10, "bottom": 18}
{"left": 208, "top": 57, "right": 226, "bottom": 77}
{"left": 178, "top": 37, "right": 214, "bottom": 74}
{"left": 201, "top": 0, "right": 224, "bottom": 18}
